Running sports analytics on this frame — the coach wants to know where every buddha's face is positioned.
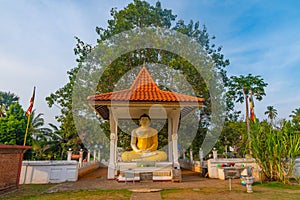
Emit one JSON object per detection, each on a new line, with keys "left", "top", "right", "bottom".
{"left": 140, "top": 117, "right": 151, "bottom": 127}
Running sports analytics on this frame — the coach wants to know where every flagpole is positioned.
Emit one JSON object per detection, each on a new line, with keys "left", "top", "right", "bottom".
{"left": 24, "top": 86, "right": 35, "bottom": 146}
{"left": 23, "top": 115, "right": 31, "bottom": 146}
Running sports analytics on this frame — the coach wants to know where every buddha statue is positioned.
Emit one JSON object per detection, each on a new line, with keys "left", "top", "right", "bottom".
{"left": 121, "top": 114, "right": 167, "bottom": 162}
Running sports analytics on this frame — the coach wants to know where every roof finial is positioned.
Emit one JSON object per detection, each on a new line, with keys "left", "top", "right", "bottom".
{"left": 143, "top": 60, "right": 146, "bottom": 68}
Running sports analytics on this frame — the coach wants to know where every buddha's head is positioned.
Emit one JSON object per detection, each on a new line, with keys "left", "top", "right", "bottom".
{"left": 139, "top": 114, "right": 151, "bottom": 127}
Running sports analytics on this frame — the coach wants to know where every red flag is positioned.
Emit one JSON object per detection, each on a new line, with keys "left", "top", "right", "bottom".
{"left": 26, "top": 87, "right": 35, "bottom": 116}
{"left": 249, "top": 92, "right": 256, "bottom": 123}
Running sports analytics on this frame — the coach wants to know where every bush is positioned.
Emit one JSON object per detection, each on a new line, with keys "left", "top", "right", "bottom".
{"left": 251, "top": 122, "right": 300, "bottom": 184}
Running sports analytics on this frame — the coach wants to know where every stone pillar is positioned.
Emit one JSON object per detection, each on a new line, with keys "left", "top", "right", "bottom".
{"left": 79, "top": 149, "right": 83, "bottom": 167}
{"left": 93, "top": 149, "right": 97, "bottom": 161}
{"left": 67, "top": 148, "right": 72, "bottom": 161}
{"left": 168, "top": 117, "right": 173, "bottom": 162}
{"left": 190, "top": 149, "right": 193, "bottom": 163}
{"left": 87, "top": 150, "right": 90, "bottom": 162}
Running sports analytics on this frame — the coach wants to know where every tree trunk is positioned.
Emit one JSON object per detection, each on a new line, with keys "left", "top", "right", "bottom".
{"left": 245, "top": 93, "right": 252, "bottom": 155}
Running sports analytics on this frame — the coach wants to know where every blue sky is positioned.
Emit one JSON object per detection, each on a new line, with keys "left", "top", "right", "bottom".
{"left": 1, "top": 0, "right": 300, "bottom": 125}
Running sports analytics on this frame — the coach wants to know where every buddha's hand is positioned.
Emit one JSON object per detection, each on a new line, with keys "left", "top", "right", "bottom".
{"left": 142, "top": 150, "right": 151, "bottom": 153}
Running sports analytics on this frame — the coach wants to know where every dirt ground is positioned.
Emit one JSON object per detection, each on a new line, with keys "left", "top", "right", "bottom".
{"left": 45, "top": 167, "right": 242, "bottom": 192}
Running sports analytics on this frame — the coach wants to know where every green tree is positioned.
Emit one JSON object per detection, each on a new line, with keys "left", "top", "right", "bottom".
{"left": 0, "top": 103, "right": 27, "bottom": 145}
{"left": 228, "top": 74, "right": 268, "bottom": 154}
{"left": 217, "top": 120, "right": 248, "bottom": 157}
{"left": 264, "top": 106, "right": 278, "bottom": 128}
{"left": 46, "top": 68, "right": 84, "bottom": 154}
{"left": 47, "top": 0, "right": 231, "bottom": 153}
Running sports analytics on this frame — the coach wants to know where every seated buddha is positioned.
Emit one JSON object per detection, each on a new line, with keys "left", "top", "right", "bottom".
{"left": 121, "top": 114, "right": 167, "bottom": 162}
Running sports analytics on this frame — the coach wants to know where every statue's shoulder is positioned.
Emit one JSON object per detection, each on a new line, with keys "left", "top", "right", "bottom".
{"left": 149, "top": 127, "right": 158, "bottom": 134}
{"left": 131, "top": 128, "right": 138, "bottom": 135}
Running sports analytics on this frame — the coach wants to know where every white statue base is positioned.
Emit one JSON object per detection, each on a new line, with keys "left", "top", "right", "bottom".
{"left": 117, "top": 161, "right": 175, "bottom": 182}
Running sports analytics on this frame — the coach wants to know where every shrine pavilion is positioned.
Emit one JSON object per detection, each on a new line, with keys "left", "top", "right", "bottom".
{"left": 87, "top": 66, "right": 204, "bottom": 181}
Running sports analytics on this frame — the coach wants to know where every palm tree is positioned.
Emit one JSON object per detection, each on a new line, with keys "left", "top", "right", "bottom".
{"left": 264, "top": 106, "right": 278, "bottom": 128}
{"left": 32, "top": 125, "right": 63, "bottom": 160}
{"left": 29, "top": 110, "right": 52, "bottom": 139}
{"left": 228, "top": 74, "right": 268, "bottom": 154}
{"left": 29, "top": 110, "right": 64, "bottom": 160}
{"left": 0, "top": 104, "right": 5, "bottom": 118}
{"left": 289, "top": 108, "right": 300, "bottom": 130}
{"left": 0, "top": 91, "right": 19, "bottom": 117}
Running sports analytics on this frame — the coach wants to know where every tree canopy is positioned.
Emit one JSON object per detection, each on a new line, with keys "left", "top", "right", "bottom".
{"left": 0, "top": 103, "right": 27, "bottom": 145}
{"left": 47, "top": 0, "right": 232, "bottom": 156}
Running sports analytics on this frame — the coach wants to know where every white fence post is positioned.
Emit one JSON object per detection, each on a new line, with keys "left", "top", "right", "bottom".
{"left": 190, "top": 149, "right": 193, "bottom": 163}
{"left": 87, "top": 150, "right": 90, "bottom": 162}
{"left": 199, "top": 148, "right": 204, "bottom": 166}
{"left": 93, "top": 149, "right": 97, "bottom": 161}
{"left": 212, "top": 148, "right": 218, "bottom": 160}
{"left": 98, "top": 149, "right": 101, "bottom": 162}
{"left": 79, "top": 149, "right": 83, "bottom": 167}
{"left": 67, "top": 148, "right": 72, "bottom": 161}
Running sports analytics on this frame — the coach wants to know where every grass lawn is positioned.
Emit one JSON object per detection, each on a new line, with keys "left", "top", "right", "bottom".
{"left": 161, "top": 182, "right": 300, "bottom": 200}
{"left": 1, "top": 185, "right": 132, "bottom": 200}
{"left": 1, "top": 182, "right": 299, "bottom": 200}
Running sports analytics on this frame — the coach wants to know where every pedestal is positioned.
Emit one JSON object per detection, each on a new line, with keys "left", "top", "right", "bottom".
{"left": 245, "top": 176, "right": 254, "bottom": 193}
{"left": 171, "top": 169, "right": 182, "bottom": 182}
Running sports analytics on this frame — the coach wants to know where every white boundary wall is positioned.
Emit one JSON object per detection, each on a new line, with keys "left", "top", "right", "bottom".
{"left": 293, "top": 158, "right": 300, "bottom": 178}
{"left": 19, "top": 161, "right": 78, "bottom": 184}
{"left": 207, "top": 158, "right": 261, "bottom": 181}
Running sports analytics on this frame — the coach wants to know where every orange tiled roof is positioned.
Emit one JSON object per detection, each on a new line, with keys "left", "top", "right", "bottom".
{"left": 87, "top": 67, "right": 204, "bottom": 103}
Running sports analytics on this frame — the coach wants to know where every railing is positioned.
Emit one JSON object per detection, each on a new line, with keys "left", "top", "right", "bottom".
{"left": 67, "top": 148, "right": 105, "bottom": 169}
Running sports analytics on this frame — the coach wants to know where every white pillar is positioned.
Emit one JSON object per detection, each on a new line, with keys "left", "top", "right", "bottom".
{"left": 190, "top": 149, "right": 193, "bottom": 163}
{"left": 108, "top": 133, "right": 116, "bottom": 179}
{"left": 108, "top": 107, "right": 118, "bottom": 179}
{"left": 87, "top": 150, "right": 90, "bottom": 162}
{"left": 79, "top": 149, "right": 83, "bottom": 167}
{"left": 67, "top": 148, "right": 72, "bottom": 161}
{"left": 93, "top": 149, "right": 97, "bottom": 161}
{"left": 172, "top": 109, "right": 180, "bottom": 169}
{"left": 114, "top": 127, "right": 118, "bottom": 176}
{"left": 168, "top": 117, "right": 173, "bottom": 162}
